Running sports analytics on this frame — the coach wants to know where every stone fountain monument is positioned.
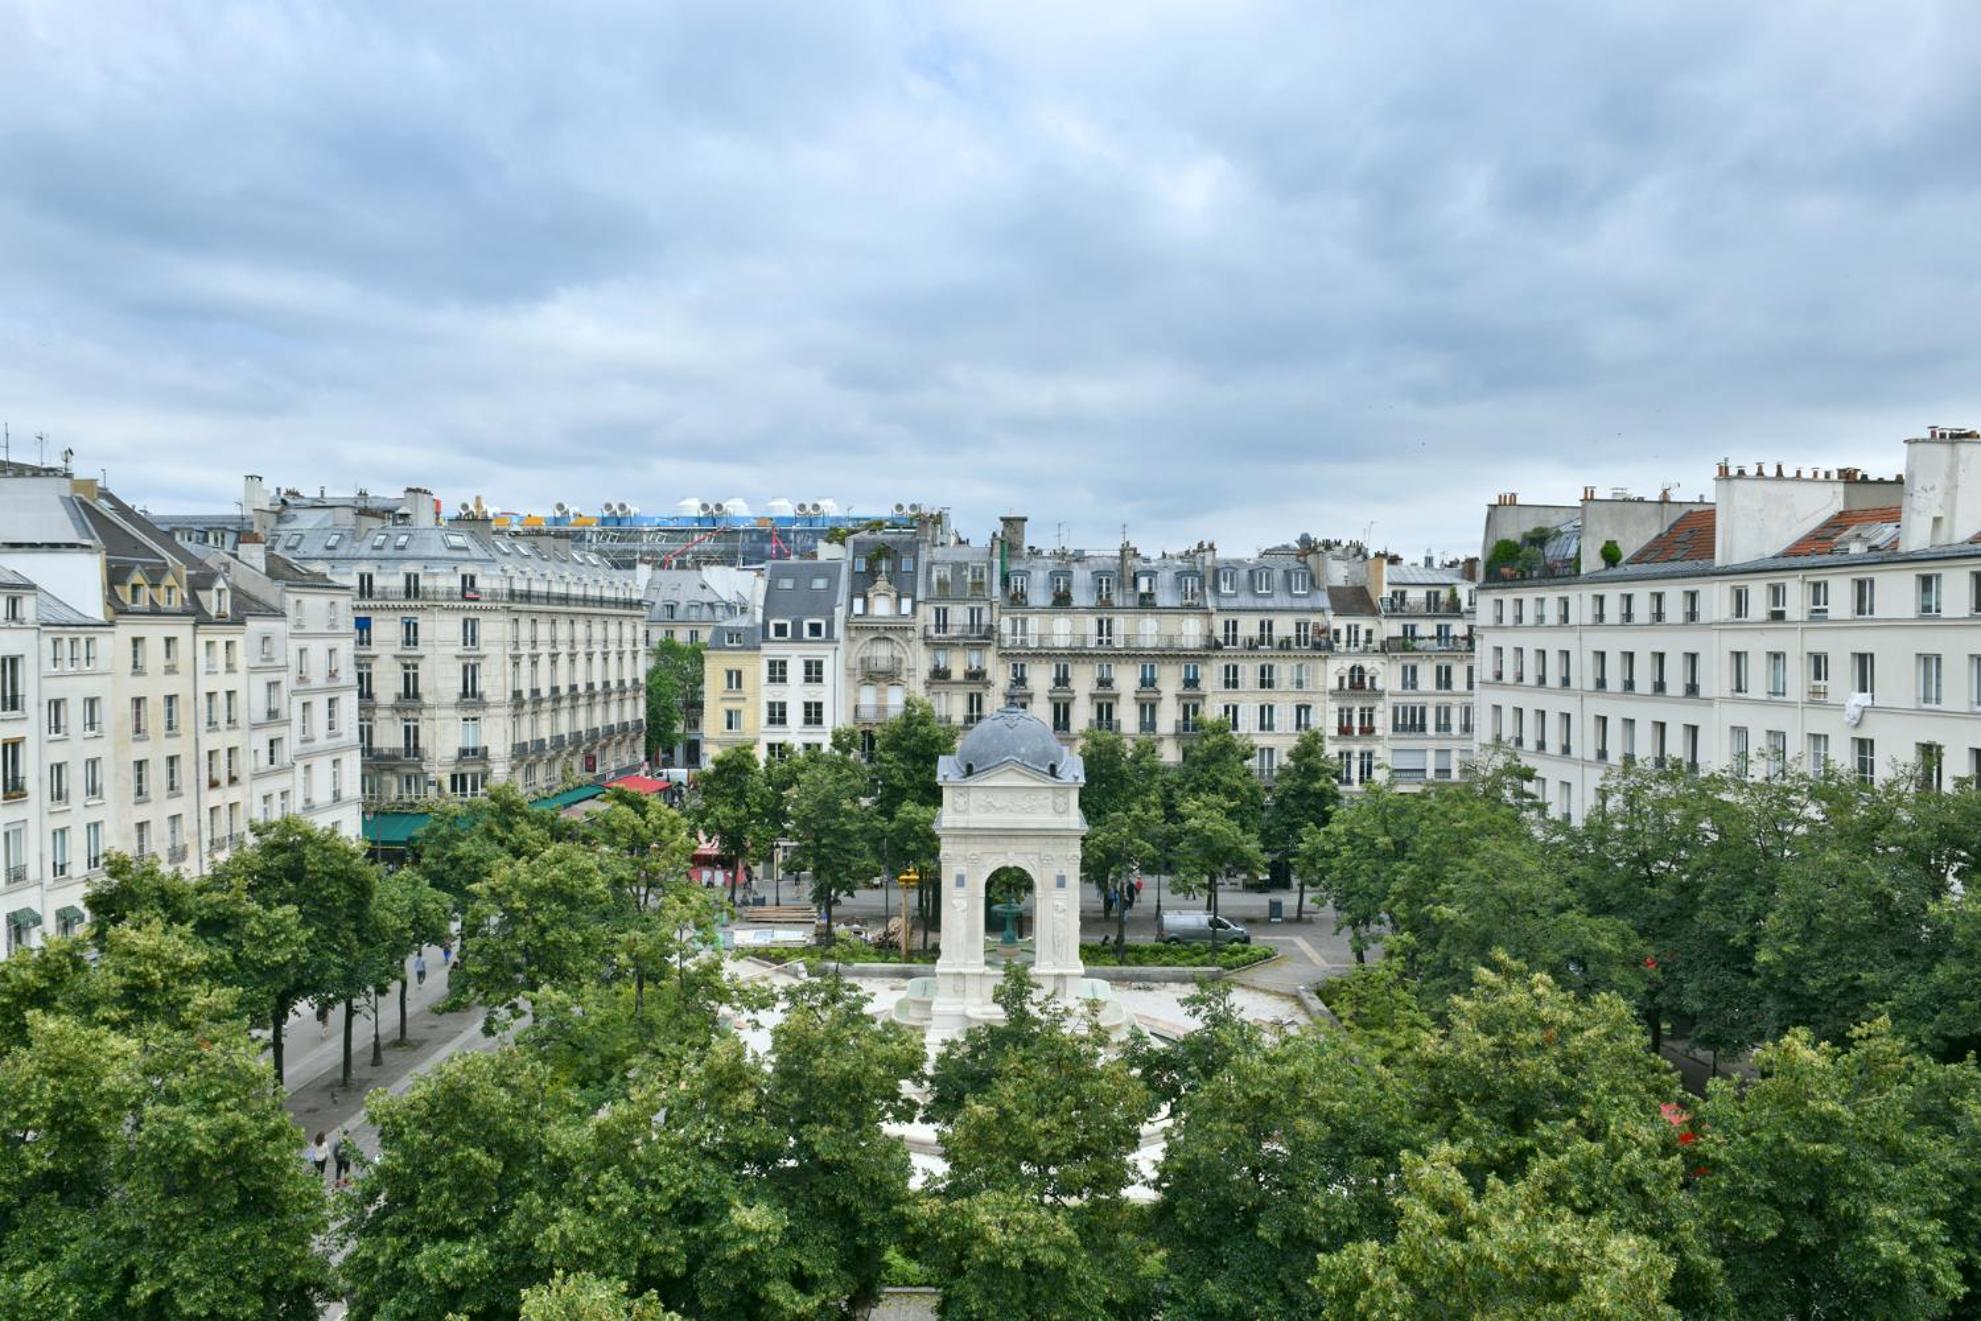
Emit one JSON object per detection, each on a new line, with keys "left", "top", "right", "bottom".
{"left": 894, "top": 702, "right": 1127, "bottom": 1042}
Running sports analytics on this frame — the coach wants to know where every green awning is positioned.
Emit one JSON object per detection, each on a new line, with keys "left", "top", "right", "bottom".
{"left": 55, "top": 905, "right": 86, "bottom": 926}
{"left": 532, "top": 784, "right": 606, "bottom": 812}
{"left": 362, "top": 812, "right": 432, "bottom": 848}
{"left": 7, "top": 907, "right": 42, "bottom": 930}
{"left": 365, "top": 784, "right": 606, "bottom": 849}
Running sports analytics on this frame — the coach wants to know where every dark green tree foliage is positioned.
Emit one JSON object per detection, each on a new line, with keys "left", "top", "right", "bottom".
{"left": 1166, "top": 719, "right": 1264, "bottom": 919}
{"left": 919, "top": 966, "right": 1156, "bottom": 1321}
{"left": 340, "top": 976, "right": 920, "bottom": 1321}
{"left": 688, "top": 746, "right": 776, "bottom": 900}
{"left": 409, "top": 782, "right": 563, "bottom": 909}
{"left": 1261, "top": 728, "right": 1340, "bottom": 915}
{"left": 644, "top": 637, "right": 705, "bottom": 764}
{"left": 1692, "top": 1021, "right": 1974, "bottom": 1320}
{"left": 781, "top": 746, "right": 876, "bottom": 938}
{"left": 0, "top": 931, "right": 331, "bottom": 1318}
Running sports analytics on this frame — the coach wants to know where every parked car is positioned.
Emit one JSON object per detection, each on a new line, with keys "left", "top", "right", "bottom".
{"left": 1156, "top": 912, "right": 1251, "bottom": 946}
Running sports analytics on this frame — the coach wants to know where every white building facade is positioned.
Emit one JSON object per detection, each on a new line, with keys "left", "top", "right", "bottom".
{"left": 1477, "top": 430, "right": 1981, "bottom": 820}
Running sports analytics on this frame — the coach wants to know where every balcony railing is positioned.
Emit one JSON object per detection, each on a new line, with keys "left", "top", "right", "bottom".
{"left": 855, "top": 703, "right": 907, "bottom": 721}
{"left": 457, "top": 745, "right": 488, "bottom": 761}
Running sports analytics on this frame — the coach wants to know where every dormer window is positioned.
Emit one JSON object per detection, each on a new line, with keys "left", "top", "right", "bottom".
{"left": 1252, "top": 569, "right": 1272, "bottom": 594}
{"left": 1008, "top": 572, "right": 1030, "bottom": 605}
{"left": 1218, "top": 568, "right": 1237, "bottom": 595}
{"left": 393, "top": 533, "right": 411, "bottom": 550}
{"left": 1094, "top": 573, "right": 1115, "bottom": 604}
{"left": 325, "top": 532, "right": 343, "bottom": 550}
{"left": 1290, "top": 569, "right": 1312, "bottom": 594}
{"left": 1179, "top": 574, "right": 1202, "bottom": 604}
{"left": 1050, "top": 572, "right": 1071, "bottom": 603}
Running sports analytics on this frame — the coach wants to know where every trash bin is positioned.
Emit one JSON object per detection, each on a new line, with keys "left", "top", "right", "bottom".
{"left": 1267, "top": 899, "right": 1284, "bottom": 923}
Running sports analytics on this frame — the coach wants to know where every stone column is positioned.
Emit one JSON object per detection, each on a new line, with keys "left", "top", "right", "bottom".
{"left": 929, "top": 850, "right": 987, "bottom": 1034}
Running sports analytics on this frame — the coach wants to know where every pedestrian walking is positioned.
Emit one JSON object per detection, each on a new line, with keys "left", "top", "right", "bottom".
{"left": 316, "top": 1004, "right": 332, "bottom": 1039}
{"left": 413, "top": 952, "right": 427, "bottom": 986}
{"left": 440, "top": 940, "right": 453, "bottom": 968}
{"left": 332, "top": 1130, "right": 355, "bottom": 1188}
{"left": 308, "top": 1132, "right": 329, "bottom": 1180}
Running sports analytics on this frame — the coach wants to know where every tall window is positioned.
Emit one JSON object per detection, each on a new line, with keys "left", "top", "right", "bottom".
{"left": 1917, "top": 654, "right": 1944, "bottom": 707}
{"left": 1852, "top": 736, "right": 1876, "bottom": 784}
{"left": 1852, "top": 578, "right": 1875, "bottom": 617}
{"left": 1918, "top": 573, "right": 1943, "bottom": 617}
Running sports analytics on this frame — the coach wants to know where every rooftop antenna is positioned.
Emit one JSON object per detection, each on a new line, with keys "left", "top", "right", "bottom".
{"left": 36, "top": 432, "right": 47, "bottom": 467}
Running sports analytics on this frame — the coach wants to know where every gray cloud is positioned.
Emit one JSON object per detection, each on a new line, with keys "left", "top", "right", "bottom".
{"left": 2, "top": 0, "right": 1978, "bottom": 555}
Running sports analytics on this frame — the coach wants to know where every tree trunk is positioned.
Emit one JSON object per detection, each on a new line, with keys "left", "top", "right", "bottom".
{"left": 370, "top": 992, "right": 383, "bottom": 1067}
{"left": 340, "top": 999, "right": 354, "bottom": 1088}
{"left": 822, "top": 888, "right": 835, "bottom": 942}
{"left": 1115, "top": 886, "right": 1128, "bottom": 961}
{"left": 1295, "top": 878, "right": 1306, "bottom": 923}
{"left": 1208, "top": 874, "right": 1219, "bottom": 917}
{"left": 271, "top": 999, "right": 288, "bottom": 1086}
{"left": 398, "top": 975, "right": 408, "bottom": 1044}
{"left": 1647, "top": 1007, "right": 1663, "bottom": 1055}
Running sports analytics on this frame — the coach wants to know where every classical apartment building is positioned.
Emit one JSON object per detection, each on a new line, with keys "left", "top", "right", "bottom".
{"left": 0, "top": 463, "right": 375, "bottom": 954}
{"left": 646, "top": 566, "right": 760, "bottom": 767}
{"left": 752, "top": 559, "right": 847, "bottom": 761}
{"left": 702, "top": 513, "right": 1480, "bottom": 788}
{"left": 0, "top": 568, "right": 111, "bottom": 954}
{"left": 207, "top": 537, "right": 363, "bottom": 838}
{"left": 1477, "top": 428, "right": 1981, "bottom": 821}
{"left": 254, "top": 485, "right": 647, "bottom": 804}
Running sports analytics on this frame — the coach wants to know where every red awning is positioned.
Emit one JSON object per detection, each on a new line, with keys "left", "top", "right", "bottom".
{"left": 606, "top": 774, "right": 670, "bottom": 796}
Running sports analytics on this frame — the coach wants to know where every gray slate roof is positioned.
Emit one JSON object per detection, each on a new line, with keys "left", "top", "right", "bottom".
{"left": 940, "top": 705, "right": 1085, "bottom": 783}
{"left": 762, "top": 562, "right": 845, "bottom": 637}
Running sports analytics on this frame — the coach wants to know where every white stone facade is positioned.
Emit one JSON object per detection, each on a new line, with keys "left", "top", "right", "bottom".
{"left": 1477, "top": 430, "right": 1981, "bottom": 820}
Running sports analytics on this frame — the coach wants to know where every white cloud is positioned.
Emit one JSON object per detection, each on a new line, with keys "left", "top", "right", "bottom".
{"left": 1, "top": 0, "right": 1978, "bottom": 555}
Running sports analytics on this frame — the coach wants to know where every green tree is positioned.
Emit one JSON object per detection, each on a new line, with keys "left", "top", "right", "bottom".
{"left": 458, "top": 843, "right": 622, "bottom": 1023}
{"left": 211, "top": 819, "right": 382, "bottom": 1086}
{"left": 1692, "top": 1021, "right": 1971, "bottom": 1320}
{"left": 782, "top": 748, "right": 876, "bottom": 939}
{"left": 83, "top": 850, "right": 307, "bottom": 1041}
{"left": 689, "top": 746, "right": 777, "bottom": 905}
{"left": 364, "top": 865, "right": 451, "bottom": 1060}
{"left": 1260, "top": 728, "right": 1341, "bottom": 920}
{"left": 1302, "top": 780, "right": 1420, "bottom": 963}
{"left": 409, "top": 783, "right": 562, "bottom": 910}
{"left": 920, "top": 967, "right": 1156, "bottom": 1320}
{"left": 339, "top": 1046, "right": 570, "bottom": 1319}
{"left": 519, "top": 1273, "right": 683, "bottom": 1321}
{"left": 644, "top": 638, "right": 705, "bottom": 765}
{"left": 1152, "top": 1009, "right": 1418, "bottom": 1320}
{"left": 0, "top": 972, "right": 332, "bottom": 1317}
{"left": 755, "top": 976, "right": 922, "bottom": 1313}
{"left": 1167, "top": 796, "right": 1264, "bottom": 921}
{"left": 872, "top": 700, "right": 956, "bottom": 939}
{"left": 1310, "top": 1147, "right": 1682, "bottom": 1320}
{"left": 584, "top": 789, "right": 704, "bottom": 1018}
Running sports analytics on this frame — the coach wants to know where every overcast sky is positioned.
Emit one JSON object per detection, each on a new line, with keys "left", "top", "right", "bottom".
{"left": 3, "top": 2, "right": 1978, "bottom": 558}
